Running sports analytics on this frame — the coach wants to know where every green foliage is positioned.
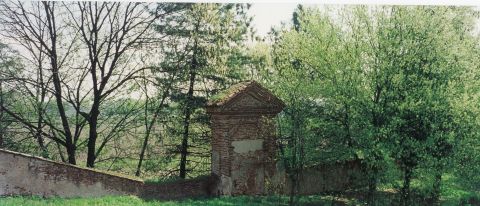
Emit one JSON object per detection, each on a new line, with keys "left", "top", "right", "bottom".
{"left": 0, "top": 43, "right": 27, "bottom": 151}
{"left": 265, "top": 4, "right": 480, "bottom": 204}
{"left": 1, "top": 4, "right": 479, "bottom": 204}
{"left": 141, "top": 3, "right": 253, "bottom": 178}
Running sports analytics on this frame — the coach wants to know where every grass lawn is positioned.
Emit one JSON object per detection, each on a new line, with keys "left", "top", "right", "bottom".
{"left": 1, "top": 192, "right": 479, "bottom": 206}
{"left": 0, "top": 195, "right": 345, "bottom": 206}
{"left": 1, "top": 174, "right": 478, "bottom": 206}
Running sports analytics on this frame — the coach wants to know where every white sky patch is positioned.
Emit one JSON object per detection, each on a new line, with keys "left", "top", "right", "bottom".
{"left": 248, "top": 3, "right": 297, "bottom": 37}
{"left": 130, "top": 0, "right": 480, "bottom": 5}
{"left": 249, "top": 4, "right": 480, "bottom": 38}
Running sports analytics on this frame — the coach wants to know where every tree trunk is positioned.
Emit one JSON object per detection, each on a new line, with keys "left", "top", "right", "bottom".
{"left": 367, "top": 153, "right": 381, "bottom": 206}
{"left": 367, "top": 167, "right": 378, "bottom": 205}
{"left": 86, "top": 101, "right": 100, "bottom": 168}
{"left": 432, "top": 171, "right": 442, "bottom": 204}
{"left": 35, "top": 88, "right": 48, "bottom": 158}
{"left": 136, "top": 81, "right": 172, "bottom": 177}
{"left": 179, "top": 24, "right": 199, "bottom": 178}
{"left": 52, "top": 76, "right": 76, "bottom": 165}
{"left": 136, "top": 77, "right": 154, "bottom": 177}
{"left": 66, "top": 143, "right": 76, "bottom": 165}
{"left": 43, "top": 2, "right": 76, "bottom": 165}
{"left": 0, "top": 81, "right": 4, "bottom": 148}
{"left": 56, "top": 141, "right": 67, "bottom": 163}
{"left": 289, "top": 171, "right": 297, "bottom": 206}
{"left": 35, "top": 127, "right": 47, "bottom": 157}
{"left": 35, "top": 47, "right": 48, "bottom": 158}
{"left": 179, "top": 64, "right": 196, "bottom": 179}
{"left": 136, "top": 95, "right": 154, "bottom": 176}
{"left": 288, "top": 109, "right": 300, "bottom": 206}
{"left": 136, "top": 127, "right": 151, "bottom": 177}
{"left": 401, "top": 167, "right": 413, "bottom": 206}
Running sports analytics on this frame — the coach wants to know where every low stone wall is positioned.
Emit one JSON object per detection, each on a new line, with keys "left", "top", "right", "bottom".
{"left": 0, "top": 150, "right": 367, "bottom": 199}
{"left": 294, "top": 160, "right": 367, "bottom": 195}
{"left": 293, "top": 160, "right": 367, "bottom": 195}
{"left": 269, "top": 160, "right": 367, "bottom": 195}
{"left": 0, "top": 149, "right": 216, "bottom": 199}
{"left": 141, "top": 175, "right": 218, "bottom": 200}
{"left": 0, "top": 149, "right": 143, "bottom": 197}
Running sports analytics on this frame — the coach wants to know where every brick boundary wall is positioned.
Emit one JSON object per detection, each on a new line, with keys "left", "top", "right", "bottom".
{"left": 274, "top": 159, "right": 368, "bottom": 195}
{"left": 0, "top": 149, "right": 217, "bottom": 199}
{"left": 141, "top": 175, "right": 218, "bottom": 200}
{"left": 0, "top": 147, "right": 366, "bottom": 199}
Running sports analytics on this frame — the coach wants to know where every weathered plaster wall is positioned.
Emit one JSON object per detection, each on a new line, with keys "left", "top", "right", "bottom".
{"left": 209, "top": 114, "right": 278, "bottom": 196}
{"left": 231, "top": 139, "right": 263, "bottom": 153}
{"left": 0, "top": 149, "right": 142, "bottom": 197}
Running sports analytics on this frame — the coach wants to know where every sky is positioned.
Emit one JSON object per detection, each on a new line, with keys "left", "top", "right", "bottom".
{"left": 248, "top": 3, "right": 297, "bottom": 37}
{"left": 249, "top": 3, "right": 480, "bottom": 38}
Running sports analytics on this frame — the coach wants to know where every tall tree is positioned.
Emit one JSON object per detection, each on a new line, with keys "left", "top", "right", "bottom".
{"left": 0, "top": 1, "right": 181, "bottom": 167}
{"left": 0, "top": 1, "right": 81, "bottom": 163}
{"left": 135, "top": 53, "right": 183, "bottom": 176}
{"left": 155, "top": 3, "right": 252, "bottom": 178}
{"left": 64, "top": 2, "right": 181, "bottom": 168}
{"left": 0, "top": 43, "right": 20, "bottom": 149}
{"left": 269, "top": 5, "right": 479, "bottom": 205}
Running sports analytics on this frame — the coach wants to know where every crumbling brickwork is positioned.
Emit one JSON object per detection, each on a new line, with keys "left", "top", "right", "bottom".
{"left": 207, "top": 81, "right": 285, "bottom": 195}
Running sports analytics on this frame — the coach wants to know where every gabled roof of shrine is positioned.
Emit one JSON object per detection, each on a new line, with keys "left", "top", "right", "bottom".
{"left": 207, "top": 81, "right": 285, "bottom": 114}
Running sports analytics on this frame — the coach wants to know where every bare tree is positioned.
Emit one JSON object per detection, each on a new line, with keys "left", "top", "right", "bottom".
{"left": 0, "top": 1, "right": 82, "bottom": 163}
{"left": 64, "top": 2, "right": 181, "bottom": 167}
{"left": 0, "top": 1, "right": 183, "bottom": 169}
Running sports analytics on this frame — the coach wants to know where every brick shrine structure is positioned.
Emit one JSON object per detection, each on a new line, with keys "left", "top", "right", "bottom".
{"left": 0, "top": 80, "right": 366, "bottom": 199}
{"left": 206, "top": 81, "right": 285, "bottom": 195}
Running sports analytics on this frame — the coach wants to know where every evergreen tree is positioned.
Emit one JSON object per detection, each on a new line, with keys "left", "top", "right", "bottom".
{"left": 155, "top": 3, "right": 252, "bottom": 178}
